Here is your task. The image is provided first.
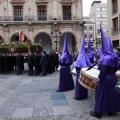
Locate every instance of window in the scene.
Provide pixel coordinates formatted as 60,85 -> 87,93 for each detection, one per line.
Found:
90,27 -> 92,29
113,40 -> 119,48
112,0 -> 118,14
14,6 -> 23,21
97,14 -> 100,18
98,29 -> 100,33
37,6 -> 47,20
102,8 -> 106,11
63,6 -> 71,20
102,14 -> 106,18
90,34 -> 93,37
97,22 -> 101,25
96,7 -> 100,11
112,17 -> 118,33
102,22 -> 106,25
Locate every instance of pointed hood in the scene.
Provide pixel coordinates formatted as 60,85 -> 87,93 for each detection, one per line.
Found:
100,25 -> 110,53
75,33 -> 92,68
107,37 -> 114,53
99,25 -> 118,67
87,37 -> 94,59
59,34 -> 73,64
62,34 -> 68,54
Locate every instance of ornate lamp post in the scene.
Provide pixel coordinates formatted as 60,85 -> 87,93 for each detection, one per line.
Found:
51,29 -> 61,52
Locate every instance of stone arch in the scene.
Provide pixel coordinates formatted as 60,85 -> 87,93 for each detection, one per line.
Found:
10,32 -> 28,42
60,32 -> 76,54
0,35 -> 4,42
34,32 -> 52,52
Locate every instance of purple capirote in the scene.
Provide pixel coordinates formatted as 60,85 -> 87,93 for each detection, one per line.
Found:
59,34 -> 73,64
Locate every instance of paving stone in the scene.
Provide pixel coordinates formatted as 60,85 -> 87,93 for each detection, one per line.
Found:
0,103 -> 19,119
52,99 -> 69,106
12,108 -> 33,118
51,94 -> 66,100
33,106 -> 53,118
0,69 -> 120,120
53,106 -> 73,115
6,80 -> 22,90
0,98 -> 8,107
21,79 -> 32,85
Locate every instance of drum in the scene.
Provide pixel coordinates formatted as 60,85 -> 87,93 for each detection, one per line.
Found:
79,68 -> 99,91
79,68 -> 120,91
116,71 -> 120,79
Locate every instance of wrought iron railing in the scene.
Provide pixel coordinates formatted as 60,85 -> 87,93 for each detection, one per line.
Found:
112,26 -> 119,33
0,15 -> 81,22
112,8 -> 118,14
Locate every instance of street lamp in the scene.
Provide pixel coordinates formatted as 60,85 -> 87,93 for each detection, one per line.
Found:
51,29 -> 61,51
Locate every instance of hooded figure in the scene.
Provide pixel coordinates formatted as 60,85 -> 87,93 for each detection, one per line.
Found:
90,25 -> 120,119
56,34 -> 74,92
87,37 -> 94,63
74,33 -> 92,100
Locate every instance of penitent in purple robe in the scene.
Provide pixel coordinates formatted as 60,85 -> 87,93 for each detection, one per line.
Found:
57,34 -> 74,91
117,52 -> 120,69
94,25 -> 120,114
58,63 -> 74,91
75,67 -> 88,99
74,33 -> 91,99
94,65 -> 120,113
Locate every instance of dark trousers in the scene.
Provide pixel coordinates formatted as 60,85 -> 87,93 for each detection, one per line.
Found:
16,65 -> 22,75
28,65 -> 33,75
5,65 -> 10,74
34,66 -> 39,75
41,64 -> 47,76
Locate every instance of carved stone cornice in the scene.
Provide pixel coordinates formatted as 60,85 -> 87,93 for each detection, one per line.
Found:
35,0 -> 48,5
60,0 -> 73,5
10,0 -> 25,5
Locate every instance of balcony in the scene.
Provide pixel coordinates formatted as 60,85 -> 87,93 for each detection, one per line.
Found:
10,0 -> 25,4
112,26 -> 119,34
112,8 -> 118,14
35,0 -> 48,4
61,0 -> 73,4
0,15 -> 85,25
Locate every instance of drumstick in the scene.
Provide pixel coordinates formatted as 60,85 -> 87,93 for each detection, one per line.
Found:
85,63 -> 97,71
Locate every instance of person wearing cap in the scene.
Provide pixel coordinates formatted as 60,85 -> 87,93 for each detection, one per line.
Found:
74,33 -> 92,100
90,25 -> 120,118
56,34 -> 74,92
87,37 -> 94,64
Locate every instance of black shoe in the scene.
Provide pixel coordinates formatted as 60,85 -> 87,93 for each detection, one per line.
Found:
73,97 -> 83,100
17,73 -> 19,75
107,112 -> 115,116
90,111 -> 102,119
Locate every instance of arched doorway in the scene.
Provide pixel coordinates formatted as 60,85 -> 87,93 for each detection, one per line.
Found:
0,36 -> 4,43
60,32 -> 76,53
10,33 -> 27,42
34,32 -> 52,52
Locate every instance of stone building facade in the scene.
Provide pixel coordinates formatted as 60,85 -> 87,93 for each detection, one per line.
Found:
0,0 -> 84,52
107,0 -> 120,48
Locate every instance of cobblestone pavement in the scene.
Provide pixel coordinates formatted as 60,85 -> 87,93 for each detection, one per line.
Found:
0,68 -> 119,120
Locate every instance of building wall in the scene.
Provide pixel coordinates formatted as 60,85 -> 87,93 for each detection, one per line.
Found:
90,2 -> 108,40
0,0 -> 83,52
107,0 -> 120,48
